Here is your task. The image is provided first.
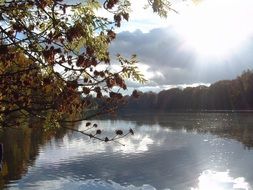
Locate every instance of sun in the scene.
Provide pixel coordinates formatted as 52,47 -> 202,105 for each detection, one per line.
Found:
172,0 -> 253,58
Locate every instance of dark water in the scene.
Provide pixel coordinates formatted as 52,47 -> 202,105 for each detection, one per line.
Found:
1,113 -> 253,190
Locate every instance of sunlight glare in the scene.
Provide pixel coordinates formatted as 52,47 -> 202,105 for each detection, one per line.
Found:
191,170 -> 250,190
173,0 -> 253,58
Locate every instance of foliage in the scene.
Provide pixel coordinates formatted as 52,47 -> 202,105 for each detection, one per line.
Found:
123,70 -> 253,111
0,0 -> 172,141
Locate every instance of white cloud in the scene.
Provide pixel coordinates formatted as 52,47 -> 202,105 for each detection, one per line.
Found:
191,170 -> 251,190
22,178 -> 158,190
65,0 -> 253,92
110,27 -> 253,89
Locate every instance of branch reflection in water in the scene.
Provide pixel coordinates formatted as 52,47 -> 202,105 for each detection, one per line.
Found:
2,113 -> 253,190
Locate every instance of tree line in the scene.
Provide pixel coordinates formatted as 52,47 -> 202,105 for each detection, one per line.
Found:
122,70 -> 253,111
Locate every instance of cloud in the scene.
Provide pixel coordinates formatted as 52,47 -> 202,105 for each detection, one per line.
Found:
110,27 -> 253,90
63,0 -> 253,93
110,28 -> 197,87
110,28 -> 196,85
191,170 -> 251,190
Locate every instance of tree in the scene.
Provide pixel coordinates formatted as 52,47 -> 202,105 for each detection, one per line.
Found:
122,70 -> 253,111
0,0 -> 172,141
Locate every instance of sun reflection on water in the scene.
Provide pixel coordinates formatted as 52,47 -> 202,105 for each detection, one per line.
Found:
191,170 -> 251,190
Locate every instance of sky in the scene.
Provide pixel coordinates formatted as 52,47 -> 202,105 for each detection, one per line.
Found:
107,0 -> 253,93
66,0 -> 253,93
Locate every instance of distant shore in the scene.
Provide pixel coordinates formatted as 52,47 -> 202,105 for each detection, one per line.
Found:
118,109 -> 253,114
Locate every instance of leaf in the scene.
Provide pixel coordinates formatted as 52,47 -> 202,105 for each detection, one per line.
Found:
129,128 -> 134,135
115,130 -> 123,135
96,129 -> 101,135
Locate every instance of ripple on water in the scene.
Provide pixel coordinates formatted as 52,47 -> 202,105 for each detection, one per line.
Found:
4,114 -> 253,190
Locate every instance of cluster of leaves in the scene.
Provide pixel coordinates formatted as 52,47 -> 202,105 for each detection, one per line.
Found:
146,0 -> 177,17
0,0 -> 171,141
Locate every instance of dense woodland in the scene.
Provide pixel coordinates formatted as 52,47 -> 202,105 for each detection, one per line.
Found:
122,70 -> 253,111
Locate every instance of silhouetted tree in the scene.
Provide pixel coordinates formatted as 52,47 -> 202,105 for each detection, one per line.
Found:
123,70 -> 253,111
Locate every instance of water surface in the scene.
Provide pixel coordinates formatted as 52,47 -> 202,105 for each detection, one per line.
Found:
2,113 -> 253,190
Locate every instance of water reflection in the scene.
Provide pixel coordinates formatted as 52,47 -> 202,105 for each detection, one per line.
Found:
191,170 -> 250,190
2,113 -> 253,189
37,133 -> 154,165
116,112 -> 253,149
13,178 -> 159,190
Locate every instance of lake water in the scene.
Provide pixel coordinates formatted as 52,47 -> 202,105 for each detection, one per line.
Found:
1,113 -> 253,190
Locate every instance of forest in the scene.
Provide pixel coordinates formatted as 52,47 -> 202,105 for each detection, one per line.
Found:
122,70 -> 253,111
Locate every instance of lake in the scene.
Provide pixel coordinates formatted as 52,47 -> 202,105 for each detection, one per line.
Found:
1,113 -> 253,190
